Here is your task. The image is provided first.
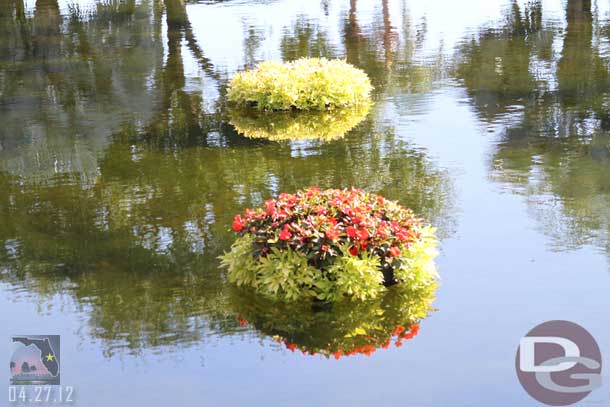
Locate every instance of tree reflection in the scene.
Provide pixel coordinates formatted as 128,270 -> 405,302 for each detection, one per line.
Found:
0,0 -> 165,181
457,0 -> 610,256
280,15 -> 337,61
0,119 -> 452,355
340,0 -> 442,95
0,0 -> 225,177
455,0 -> 545,122
0,0 -> 454,356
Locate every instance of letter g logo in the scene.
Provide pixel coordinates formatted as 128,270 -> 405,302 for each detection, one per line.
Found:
515,321 -> 602,406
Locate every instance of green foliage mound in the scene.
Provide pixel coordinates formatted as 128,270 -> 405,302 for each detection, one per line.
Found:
227,58 -> 373,111
219,188 -> 438,302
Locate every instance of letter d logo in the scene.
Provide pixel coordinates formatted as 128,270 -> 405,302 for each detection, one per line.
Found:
519,336 -> 580,372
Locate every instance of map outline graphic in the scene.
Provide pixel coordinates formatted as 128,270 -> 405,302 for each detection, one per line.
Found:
10,335 -> 60,385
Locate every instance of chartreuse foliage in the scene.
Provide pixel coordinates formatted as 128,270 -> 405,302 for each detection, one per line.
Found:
219,188 -> 438,302
230,282 -> 436,358
227,58 -> 373,111
393,227 -> 438,290
228,104 -> 370,141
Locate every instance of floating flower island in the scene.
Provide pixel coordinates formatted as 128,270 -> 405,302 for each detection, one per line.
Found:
220,187 -> 438,302
227,58 -> 372,111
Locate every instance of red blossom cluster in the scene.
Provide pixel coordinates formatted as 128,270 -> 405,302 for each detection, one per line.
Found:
278,323 -> 421,359
231,187 -> 423,273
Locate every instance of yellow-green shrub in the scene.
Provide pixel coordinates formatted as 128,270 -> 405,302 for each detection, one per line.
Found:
227,58 -> 373,111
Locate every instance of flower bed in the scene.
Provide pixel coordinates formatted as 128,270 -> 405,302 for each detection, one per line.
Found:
228,104 -> 369,141
227,58 -> 373,111
220,187 -> 438,302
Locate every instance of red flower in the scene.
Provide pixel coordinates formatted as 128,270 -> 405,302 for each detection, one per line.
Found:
237,318 -> 247,327
346,226 -> 358,238
376,227 -> 388,238
305,187 -> 320,197
232,215 -> 246,232
321,245 -> 329,252
333,351 -> 343,360
389,246 -> 401,257
395,340 -> 403,348
244,208 -> 256,219
279,225 -> 292,241
264,199 -> 276,215
286,343 -> 297,352
382,340 -> 391,349
325,227 -> 340,241
349,246 -> 359,256
396,228 -> 412,242
392,325 -> 405,336
355,228 -> 369,240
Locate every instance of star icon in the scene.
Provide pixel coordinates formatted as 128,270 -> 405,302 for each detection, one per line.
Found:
46,353 -> 55,362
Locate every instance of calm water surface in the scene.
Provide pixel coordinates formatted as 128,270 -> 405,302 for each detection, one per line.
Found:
1,0 -> 610,405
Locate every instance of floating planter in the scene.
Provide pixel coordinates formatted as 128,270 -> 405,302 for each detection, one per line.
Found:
231,283 -> 436,358
220,187 -> 438,302
228,104 -> 370,141
227,58 -> 373,111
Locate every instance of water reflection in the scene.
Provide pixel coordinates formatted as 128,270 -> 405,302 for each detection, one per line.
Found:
343,0 -> 443,95
0,1 -> 455,357
231,283 -> 436,358
455,0 -> 547,122
0,0 -> 165,181
0,113 -> 453,353
456,0 -> 610,255
1,2 -> 609,405
281,15 -> 339,61
228,105 -> 370,141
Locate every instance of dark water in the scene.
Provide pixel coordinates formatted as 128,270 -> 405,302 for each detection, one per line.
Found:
1,0 -> 609,405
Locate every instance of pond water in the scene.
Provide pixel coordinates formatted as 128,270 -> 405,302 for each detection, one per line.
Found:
1,0 -> 610,405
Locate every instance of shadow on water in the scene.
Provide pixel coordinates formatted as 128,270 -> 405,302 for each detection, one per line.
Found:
0,1 -> 454,356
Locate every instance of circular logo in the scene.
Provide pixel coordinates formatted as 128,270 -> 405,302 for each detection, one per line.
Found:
515,321 -> 602,406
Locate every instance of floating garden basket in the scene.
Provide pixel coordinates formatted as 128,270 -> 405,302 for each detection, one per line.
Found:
227,58 -> 373,111
219,187 -> 438,302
